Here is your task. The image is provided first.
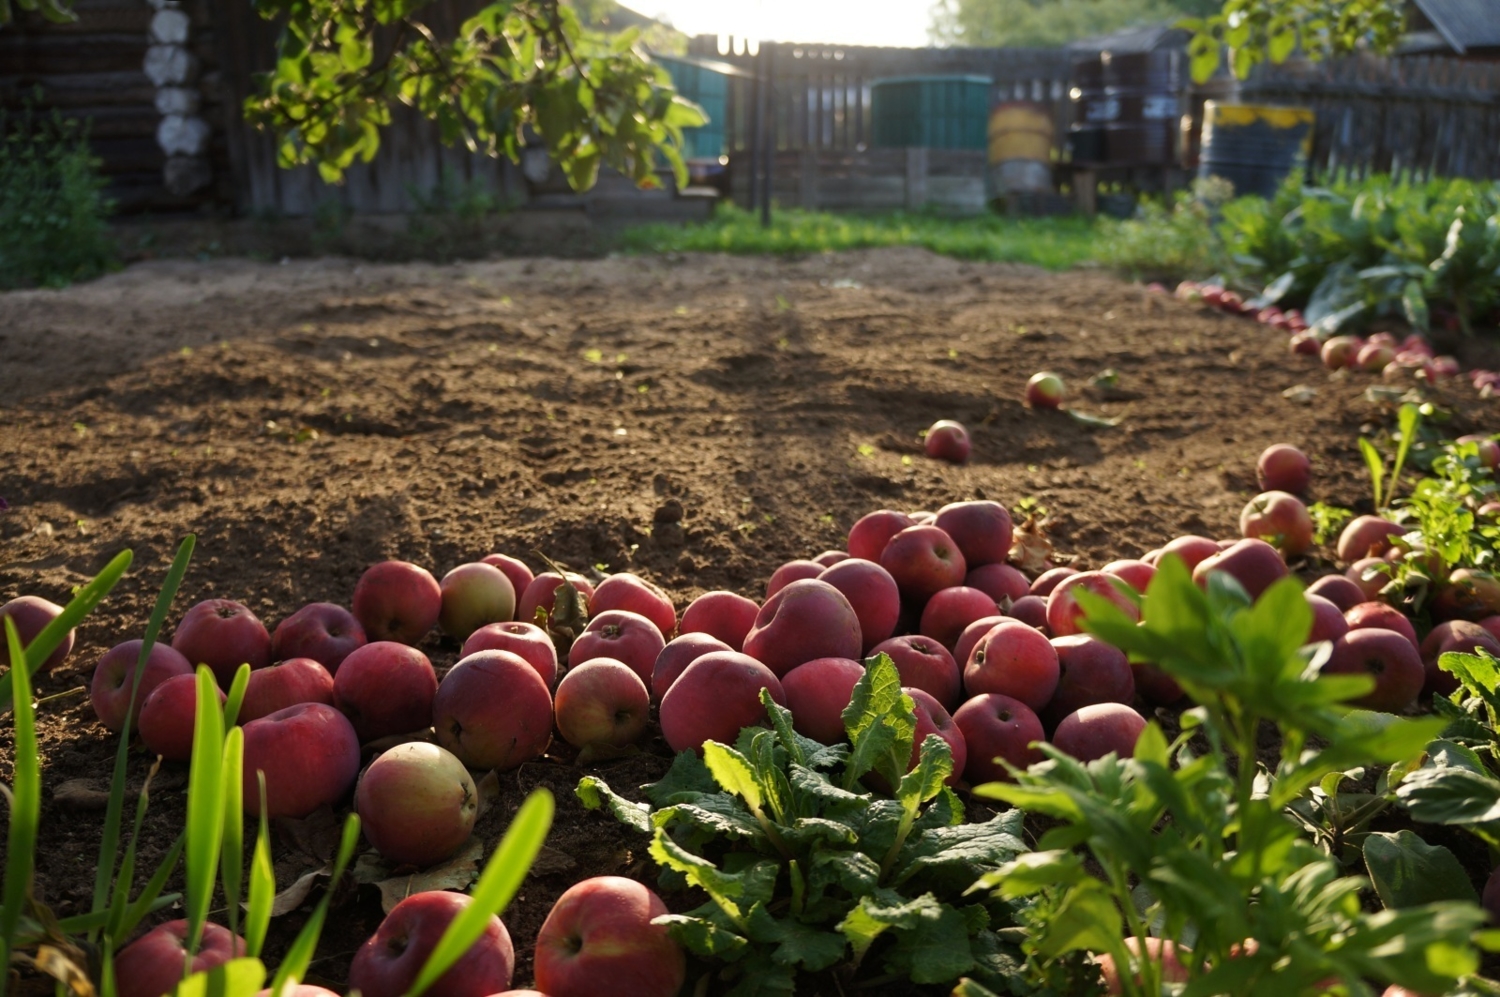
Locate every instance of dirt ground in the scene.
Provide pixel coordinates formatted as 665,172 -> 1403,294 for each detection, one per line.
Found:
1,247 -> 1495,994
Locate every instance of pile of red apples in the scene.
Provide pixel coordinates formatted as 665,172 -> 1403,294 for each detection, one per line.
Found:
4,436 -> 1499,996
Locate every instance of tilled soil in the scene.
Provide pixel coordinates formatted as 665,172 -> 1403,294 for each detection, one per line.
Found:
1,247 -> 1494,994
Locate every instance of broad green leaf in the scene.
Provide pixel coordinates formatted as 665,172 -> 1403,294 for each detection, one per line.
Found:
576,776 -> 652,834
969,850 -> 1086,900
1395,763 -> 1500,826
842,654 -> 914,788
895,734 -> 953,816
885,901 -> 977,983
1030,879 -> 1123,959
893,812 -> 1027,892
745,904 -> 846,970
653,913 -> 750,959
1363,830 -> 1479,909
649,830 -> 750,928
1360,436 -> 1386,509
643,750 -> 718,806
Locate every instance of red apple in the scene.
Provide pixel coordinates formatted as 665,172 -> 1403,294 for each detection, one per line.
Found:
439,562 -> 517,640
1047,571 -> 1141,637
1344,601 -> 1418,651
1239,490 -> 1314,557
1431,568 -> 1500,622
114,920 -> 245,997
90,640 -> 194,732
348,890 -> 512,997
765,559 -> 826,600
171,598 -> 273,688
1305,594 -> 1350,645
1421,620 -> 1500,697
555,657 -> 651,749
782,656 -> 865,744
516,572 -> 596,629
254,988 -> 339,996
879,525 -> 967,604
964,620 -> 1059,710
651,632 -> 732,703
965,562 -> 1030,605
138,673 -> 226,762
1029,567 -> 1078,598
919,586 -> 1001,652
1306,575 -> 1367,612
1337,515 -> 1403,564
1257,444 -> 1311,495
237,657 -> 335,723
0,595 -> 72,674
1043,635 -> 1136,729
1052,703 -> 1147,761
904,687 -> 966,786
952,693 -> 1045,783
743,579 -> 862,678
356,743 -> 478,867
679,590 -> 759,651
1192,539 -> 1288,601
924,419 -> 971,463
1321,628 -> 1424,712
352,561 -> 443,646
481,553 -> 536,602
818,558 -> 901,654
658,651 -> 785,754
271,602 -> 366,674
1102,559 -> 1156,593
433,650 -> 553,770
812,549 -> 849,567
1095,937 -> 1191,996
241,702 -> 360,818
568,609 -> 666,686
1459,434 -> 1500,469
1357,342 -> 1396,372
1006,595 -> 1051,634
590,573 -> 676,641
1289,331 -> 1320,355
871,635 -> 961,711
461,621 -> 559,688
847,509 -> 917,562
934,500 -> 1014,568
333,642 -> 437,743
534,877 -> 685,997
1322,335 -> 1361,370
1346,557 -> 1393,602
1134,662 -> 1184,706
1160,535 -> 1221,572
1026,371 -> 1065,409
954,615 -> 1007,675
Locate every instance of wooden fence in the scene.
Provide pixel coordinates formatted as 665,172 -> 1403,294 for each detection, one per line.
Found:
1239,55 -> 1500,182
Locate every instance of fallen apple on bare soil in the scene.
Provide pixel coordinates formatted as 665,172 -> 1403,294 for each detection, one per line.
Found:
781,656 -> 866,744
590,571 -> 676,640
461,620 -> 560,688
880,524 -> 967,604
651,632 -> 733,703
678,589 -> 760,651
554,656 -> 651,749
439,561 -> 517,640
355,742 -> 478,868
933,499 -> 1014,567
1320,628 -> 1424,713
567,608 -> 666,686
333,641 -> 438,743
171,597 -> 272,687
765,558 -> 825,599
270,601 -> 366,674
0,594 -> 72,673
1046,571 -> 1141,637
352,560 -> 443,645
349,890 -> 514,997
847,508 -> 916,561
433,649 -> 553,770
1052,702 -> 1147,762
659,651 -> 785,754
952,692 -> 1045,783
818,557 -> 901,653
534,876 -> 686,997
89,639 -> 194,732
241,702 -> 360,818
963,619 -> 1059,710
1238,490 -> 1314,557
237,656 -> 335,723
923,419 -> 971,463
743,578 -> 862,677
1043,634 -> 1136,730
113,920 -> 245,997
138,672 -> 226,762
872,634 -> 961,710
1025,371 -> 1065,409
919,585 -> 1000,654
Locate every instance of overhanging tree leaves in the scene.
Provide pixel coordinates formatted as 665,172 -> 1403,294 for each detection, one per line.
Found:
1181,0 -> 1406,83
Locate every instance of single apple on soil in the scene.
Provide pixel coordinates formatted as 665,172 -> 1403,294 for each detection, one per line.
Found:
1304,594 -> 1350,645
678,589 -> 759,651
237,656 -> 335,723
554,657 -> 651,749
1159,535 -> 1221,572
1006,595 -> 1051,634
439,562 -> 517,640
356,742 -> 478,868
138,672 -> 226,762
1238,490 -> 1314,557
659,651 -> 785,754
242,702 -> 360,818
1320,628 -> 1424,712
1192,538 -> 1288,601
781,656 -> 866,744
924,419 -> 971,463
952,693 -> 1045,783
813,549 -> 849,566
651,632 -> 733,703
90,640 -> 194,732
1257,443 -> 1311,494
1306,574 -> 1367,612
348,890 -> 513,997
171,598 -> 272,687
0,595 -> 72,673
271,602 -> 366,674
113,920 -> 245,997
433,649 -> 553,770
818,557 -> 901,653
954,615 -> 1007,675
1336,515 -> 1403,564
1043,634 -> 1136,730
965,562 -> 1030,604
352,560 -> 443,645
1029,566 -> 1077,598
743,578 -> 862,677
905,687 -> 966,786
333,641 -> 438,743
1025,371 -> 1065,409
1101,559 -> 1156,593
1345,557 -> 1393,601
534,877 -> 686,997
517,571 -> 597,628
461,620 -> 560,688
1344,600 -> 1419,650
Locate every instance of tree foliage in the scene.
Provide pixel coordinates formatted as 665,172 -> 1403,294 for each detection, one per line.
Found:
929,0 -> 1221,49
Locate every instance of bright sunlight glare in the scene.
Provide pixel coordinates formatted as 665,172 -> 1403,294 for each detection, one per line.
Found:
645,0 -> 936,49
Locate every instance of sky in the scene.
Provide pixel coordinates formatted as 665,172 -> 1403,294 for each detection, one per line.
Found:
644,0 -> 937,49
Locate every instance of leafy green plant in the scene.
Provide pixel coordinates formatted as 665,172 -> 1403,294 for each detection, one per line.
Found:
1096,192 -> 1227,282
0,97 -> 115,289
969,556 -> 1485,997
578,655 -> 1031,995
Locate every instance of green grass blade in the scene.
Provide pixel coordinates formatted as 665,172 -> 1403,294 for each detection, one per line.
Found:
183,666 -> 227,958
1360,436 -> 1386,510
0,547 -> 132,712
222,662 -> 249,731
220,727 -> 245,942
117,836 -> 185,941
104,757 -> 163,941
60,893 -> 177,937
403,789 -> 554,997
243,777 -> 274,959
92,535 -> 195,930
0,619 -> 41,997
1389,402 -> 1423,505
268,814 -> 362,992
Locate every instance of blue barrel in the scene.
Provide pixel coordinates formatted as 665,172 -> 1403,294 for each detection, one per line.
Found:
1198,102 -> 1315,199
653,54 -> 728,159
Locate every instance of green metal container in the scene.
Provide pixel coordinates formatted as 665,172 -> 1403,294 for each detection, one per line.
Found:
870,76 -> 992,150
653,54 -> 728,159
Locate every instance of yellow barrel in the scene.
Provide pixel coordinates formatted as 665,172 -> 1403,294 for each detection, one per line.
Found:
1198,102 -> 1314,198
988,102 -> 1055,163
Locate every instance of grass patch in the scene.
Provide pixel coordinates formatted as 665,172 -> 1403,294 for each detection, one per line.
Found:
617,204 -> 1102,271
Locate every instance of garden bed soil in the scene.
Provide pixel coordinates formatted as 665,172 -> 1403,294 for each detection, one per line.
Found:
1,247 -> 1495,994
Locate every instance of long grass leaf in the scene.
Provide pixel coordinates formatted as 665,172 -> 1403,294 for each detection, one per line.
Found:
222,662 -> 249,731
0,548 -> 132,712
403,789 -> 554,997
59,893 -> 176,937
1389,402 -> 1423,505
183,666 -> 226,958
92,535 -> 195,928
1359,436 -> 1386,510
118,836 -> 184,941
220,727 -> 245,941
268,815 -> 362,992
104,757 -> 163,941
0,619 -> 41,997
243,776 -> 274,960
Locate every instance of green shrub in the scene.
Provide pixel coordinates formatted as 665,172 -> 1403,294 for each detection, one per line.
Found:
0,100 -> 115,289
1094,185 -> 1229,281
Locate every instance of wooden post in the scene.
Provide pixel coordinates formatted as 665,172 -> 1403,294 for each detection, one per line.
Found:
747,57 -> 762,212
1073,168 -> 1097,216
905,147 -> 928,211
759,42 -> 775,227
799,148 -> 819,209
